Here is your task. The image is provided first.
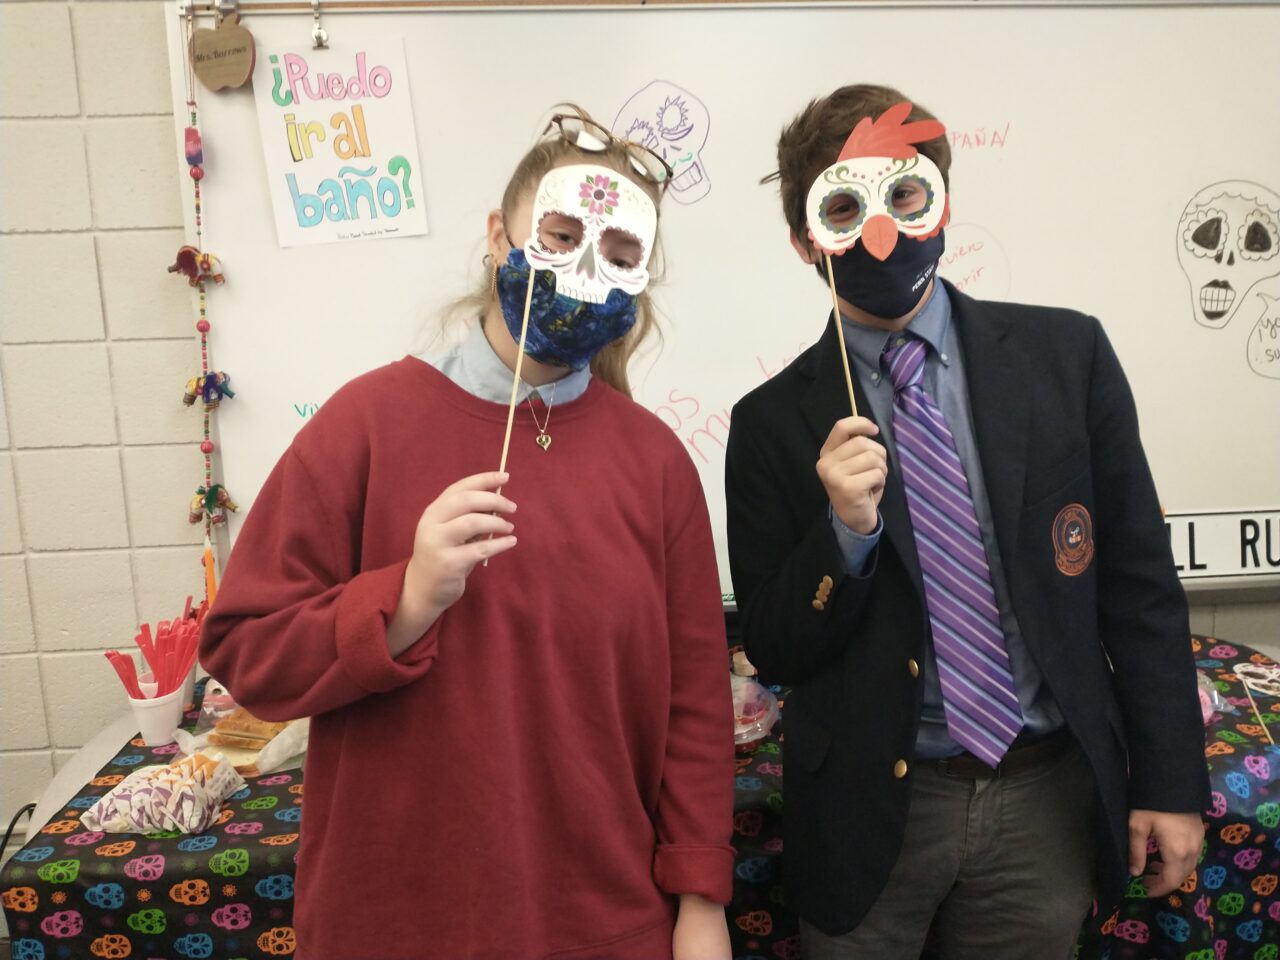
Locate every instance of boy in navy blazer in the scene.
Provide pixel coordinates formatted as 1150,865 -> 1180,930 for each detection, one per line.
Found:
725,84 -> 1208,958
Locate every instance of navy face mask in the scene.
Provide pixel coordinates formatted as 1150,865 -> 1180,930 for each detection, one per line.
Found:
830,230 -> 946,320
496,248 -> 638,371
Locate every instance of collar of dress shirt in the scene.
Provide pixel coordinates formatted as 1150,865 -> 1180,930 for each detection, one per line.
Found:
839,280 -> 954,379
418,319 -> 594,405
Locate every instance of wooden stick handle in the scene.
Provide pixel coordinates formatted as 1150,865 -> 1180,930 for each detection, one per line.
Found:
825,254 -> 858,418
485,265 -> 536,567
1244,680 -> 1275,745
496,265 -> 536,483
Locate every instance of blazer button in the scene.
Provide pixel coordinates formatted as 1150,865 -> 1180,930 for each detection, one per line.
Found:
812,599 -> 825,611
893,759 -> 908,779
820,575 -> 834,589
907,658 -> 920,678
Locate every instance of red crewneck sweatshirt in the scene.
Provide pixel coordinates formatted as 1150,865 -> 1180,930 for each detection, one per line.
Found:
200,358 -> 734,960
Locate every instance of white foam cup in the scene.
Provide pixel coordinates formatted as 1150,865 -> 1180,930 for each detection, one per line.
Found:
138,667 -> 196,710
128,685 -> 184,746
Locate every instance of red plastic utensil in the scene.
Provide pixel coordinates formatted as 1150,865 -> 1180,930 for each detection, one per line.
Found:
160,649 -> 176,697
136,623 -> 160,680
105,651 -> 145,700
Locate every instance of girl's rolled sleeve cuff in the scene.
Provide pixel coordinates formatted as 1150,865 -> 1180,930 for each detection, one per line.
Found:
653,843 -> 735,904
334,560 -> 439,693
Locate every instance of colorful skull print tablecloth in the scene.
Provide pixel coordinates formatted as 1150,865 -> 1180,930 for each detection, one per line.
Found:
1076,638 -> 1280,960
729,685 -> 796,960
2,681 -> 301,960
6,639 -> 1277,960
727,639 -> 1280,960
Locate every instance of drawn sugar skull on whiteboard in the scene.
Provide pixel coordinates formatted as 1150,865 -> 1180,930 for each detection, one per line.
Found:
614,81 -> 711,203
1176,181 -> 1280,329
523,162 -> 658,304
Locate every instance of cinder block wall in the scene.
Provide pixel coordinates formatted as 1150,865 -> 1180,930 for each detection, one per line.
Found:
0,0 -> 1277,942
0,0 -> 206,911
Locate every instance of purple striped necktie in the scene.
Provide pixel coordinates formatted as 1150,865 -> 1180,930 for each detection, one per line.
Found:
885,334 -> 1024,767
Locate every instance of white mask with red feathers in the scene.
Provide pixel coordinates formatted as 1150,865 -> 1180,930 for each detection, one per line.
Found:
805,102 -> 949,263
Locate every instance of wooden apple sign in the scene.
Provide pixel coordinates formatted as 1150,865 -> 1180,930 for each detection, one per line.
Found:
192,15 -> 256,91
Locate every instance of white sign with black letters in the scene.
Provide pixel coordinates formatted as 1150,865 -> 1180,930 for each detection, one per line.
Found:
1165,510 -> 1280,580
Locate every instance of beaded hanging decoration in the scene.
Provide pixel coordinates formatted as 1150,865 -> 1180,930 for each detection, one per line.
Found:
175,6 -> 238,603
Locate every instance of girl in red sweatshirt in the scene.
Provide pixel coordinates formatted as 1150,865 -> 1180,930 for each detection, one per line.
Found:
200,107 -> 735,960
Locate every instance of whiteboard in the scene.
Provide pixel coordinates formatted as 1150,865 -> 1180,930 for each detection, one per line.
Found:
165,2 -> 1280,597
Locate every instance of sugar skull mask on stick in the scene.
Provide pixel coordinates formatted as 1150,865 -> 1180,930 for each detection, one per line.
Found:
495,163 -> 659,373
805,102 -> 949,262
489,162 -> 659,513
802,102 -> 949,415
524,162 -> 658,305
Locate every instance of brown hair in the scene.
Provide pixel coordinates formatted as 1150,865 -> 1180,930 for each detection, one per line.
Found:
764,84 -> 951,244
442,104 -> 665,398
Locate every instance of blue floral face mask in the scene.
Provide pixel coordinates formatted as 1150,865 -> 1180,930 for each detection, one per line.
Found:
496,248 -> 638,371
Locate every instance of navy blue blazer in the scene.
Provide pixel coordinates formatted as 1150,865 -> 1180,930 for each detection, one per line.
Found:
725,280 -> 1209,935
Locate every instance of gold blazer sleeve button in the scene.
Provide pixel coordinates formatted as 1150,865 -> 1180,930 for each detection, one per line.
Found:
908,658 -> 920,678
821,575 -> 834,589
893,759 -> 909,779
812,599 -> 825,611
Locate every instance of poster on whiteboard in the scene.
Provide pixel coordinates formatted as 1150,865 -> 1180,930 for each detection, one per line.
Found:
251,42 -> 428,246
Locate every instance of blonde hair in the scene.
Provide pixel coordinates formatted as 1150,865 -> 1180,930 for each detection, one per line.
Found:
441,104 -> 665,398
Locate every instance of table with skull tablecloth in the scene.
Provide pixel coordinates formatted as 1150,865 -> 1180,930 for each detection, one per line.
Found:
1,681 -> 303,960
726,638 -> 1280,960
1075,637 -> 1280,960
4,640 -> 1277,960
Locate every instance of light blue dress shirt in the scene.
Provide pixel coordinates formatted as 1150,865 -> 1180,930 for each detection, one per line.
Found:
416,320 -> 592,405
830,284 -> 1065,758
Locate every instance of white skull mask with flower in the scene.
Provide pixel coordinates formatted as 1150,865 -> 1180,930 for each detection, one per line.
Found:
523,163 -> 658,305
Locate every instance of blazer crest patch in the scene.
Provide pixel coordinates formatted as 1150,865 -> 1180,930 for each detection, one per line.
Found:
1053,503 -> 1095,576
